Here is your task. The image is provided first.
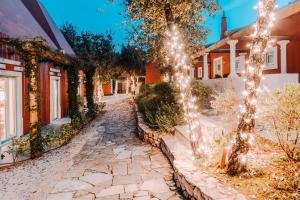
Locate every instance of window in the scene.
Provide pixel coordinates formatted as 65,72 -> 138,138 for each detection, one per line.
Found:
198,67 -> 203,78
213,57 -> 223,78
50,77 -> 61,122
264,47 -> 278,70
0,77 -> 17,142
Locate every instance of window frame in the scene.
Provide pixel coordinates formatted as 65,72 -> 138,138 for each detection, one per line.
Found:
213,57 -> 223,77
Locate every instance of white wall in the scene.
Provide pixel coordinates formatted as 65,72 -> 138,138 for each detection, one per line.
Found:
201,73 -> 299,93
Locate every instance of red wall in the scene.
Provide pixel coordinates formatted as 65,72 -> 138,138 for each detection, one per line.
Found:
287,40 -> 300,82
145,62 -> 163,84
103,82 -> 112,95
209,52 -> 230,78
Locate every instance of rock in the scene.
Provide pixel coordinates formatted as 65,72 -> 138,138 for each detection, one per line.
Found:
80,172 -> 112,186
125,184 -> 139,193
113,175 -> 142,185
140,179 -> 170,194
47,192 -> 73,200
96,185 -> 124,197
52,179 -> 93,193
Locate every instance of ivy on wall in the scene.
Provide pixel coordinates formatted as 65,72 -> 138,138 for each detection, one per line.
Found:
0,37 -> 68,158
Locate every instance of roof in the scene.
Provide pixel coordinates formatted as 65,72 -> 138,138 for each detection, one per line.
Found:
201,0 -> 300,55
0,0 -> 75,55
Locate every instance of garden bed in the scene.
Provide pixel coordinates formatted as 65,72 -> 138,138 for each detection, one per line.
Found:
164,116 -> 300,200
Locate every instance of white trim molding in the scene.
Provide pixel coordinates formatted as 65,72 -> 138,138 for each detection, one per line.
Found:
264,46 -> 278,70
203,53 -> 209,80
277,40 -> 290,73
0,58 -> 21,66
50,76 -> 61,122
0,70 -> 23,143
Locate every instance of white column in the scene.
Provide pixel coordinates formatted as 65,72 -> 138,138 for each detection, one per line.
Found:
126,78 -> 129,94
277,40 -> 290,74
227,40 -> 238,77
203,53 -> 209,80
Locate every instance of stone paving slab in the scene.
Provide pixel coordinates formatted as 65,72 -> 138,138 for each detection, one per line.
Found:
47,95 -> 184,200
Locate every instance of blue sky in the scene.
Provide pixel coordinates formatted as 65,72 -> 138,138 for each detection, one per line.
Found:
40,0 -> 292,48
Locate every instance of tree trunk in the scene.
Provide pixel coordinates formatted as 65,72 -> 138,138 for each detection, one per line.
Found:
67,65 -> 80,121
227,0 -> 276,175
164,2 -> 174,29
136,77 -> 139,94
28,57 -> 43,158
114,80 -> 118,96
131,76 -> 135,95
85,67 -> 96,118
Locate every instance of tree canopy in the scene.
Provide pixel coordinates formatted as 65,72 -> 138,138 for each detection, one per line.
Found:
124,0 -> 218,66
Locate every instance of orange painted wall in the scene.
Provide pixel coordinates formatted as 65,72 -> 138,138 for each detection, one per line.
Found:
102,82 -> 112,95
209,52 -> 231,78
145,62 -> 163,84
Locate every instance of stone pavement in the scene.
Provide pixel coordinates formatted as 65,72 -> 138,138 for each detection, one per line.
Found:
47,95 -> 184,200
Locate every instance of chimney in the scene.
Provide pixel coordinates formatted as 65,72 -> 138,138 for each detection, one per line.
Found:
220,11 -> 227,39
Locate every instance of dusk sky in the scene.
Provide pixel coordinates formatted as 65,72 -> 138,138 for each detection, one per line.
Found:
40,0 -> 292,49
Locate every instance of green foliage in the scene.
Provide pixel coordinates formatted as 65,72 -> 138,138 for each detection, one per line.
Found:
125,0 -> 219,65
262,85 -> 300,161
116,45 -> 145,77
5,137 -> 30,162
136,82 -> 183,132
190,80 -> 214,109
61,24 -> 115,119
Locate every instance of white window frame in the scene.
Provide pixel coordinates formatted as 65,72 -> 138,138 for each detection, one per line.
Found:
50,76 -> 61,122
264,47 -> 278,70
0,70 -> 23,144
198,67 -> 203,78
213,57 -> 223,77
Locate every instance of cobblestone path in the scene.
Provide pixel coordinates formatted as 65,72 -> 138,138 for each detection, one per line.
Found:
47,95 -> 183,200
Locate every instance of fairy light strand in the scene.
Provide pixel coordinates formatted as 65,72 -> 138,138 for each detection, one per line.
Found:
165,26 -> 206,157
229,0 -> 277,170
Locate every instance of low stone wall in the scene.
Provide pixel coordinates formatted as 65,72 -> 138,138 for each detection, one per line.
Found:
161,135 -> 247,200
135,104 -> 166,147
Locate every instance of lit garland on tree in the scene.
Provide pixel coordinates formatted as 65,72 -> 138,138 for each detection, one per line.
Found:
165,26 -> 207,158
227,0 -> 277,175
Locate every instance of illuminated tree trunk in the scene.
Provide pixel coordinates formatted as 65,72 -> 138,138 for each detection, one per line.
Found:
227,0 -> 276,175
28,57 -> 43,158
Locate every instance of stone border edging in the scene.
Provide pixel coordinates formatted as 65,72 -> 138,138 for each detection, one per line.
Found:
134,103 -> 165,148
161,135 -> 247,200
134,104 -> 247,200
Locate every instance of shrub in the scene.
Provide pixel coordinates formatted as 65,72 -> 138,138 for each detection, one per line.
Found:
136,82 -> 183,132
262,85 -> 300,161
190,80 -> 214,109
211,90 -> 242,120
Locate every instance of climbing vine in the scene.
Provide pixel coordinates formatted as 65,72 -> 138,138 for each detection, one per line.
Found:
0,37 -> 68,158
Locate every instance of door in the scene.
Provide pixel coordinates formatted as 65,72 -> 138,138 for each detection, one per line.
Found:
50,77 -> 61,122
0,77 -> 17,143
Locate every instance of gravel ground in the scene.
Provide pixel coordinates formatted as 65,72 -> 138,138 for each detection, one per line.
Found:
0,98 -> 110,200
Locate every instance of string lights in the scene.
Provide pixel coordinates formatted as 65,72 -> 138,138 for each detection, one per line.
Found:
165,26 -> 205,158
227,0 -> 277,175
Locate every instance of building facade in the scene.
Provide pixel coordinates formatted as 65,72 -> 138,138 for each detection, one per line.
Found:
0,0 -> 74,143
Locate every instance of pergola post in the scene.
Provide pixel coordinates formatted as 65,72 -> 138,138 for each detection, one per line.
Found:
227,40 -> 238,77
277,40 -> 290,74
203,53 -> 209,80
